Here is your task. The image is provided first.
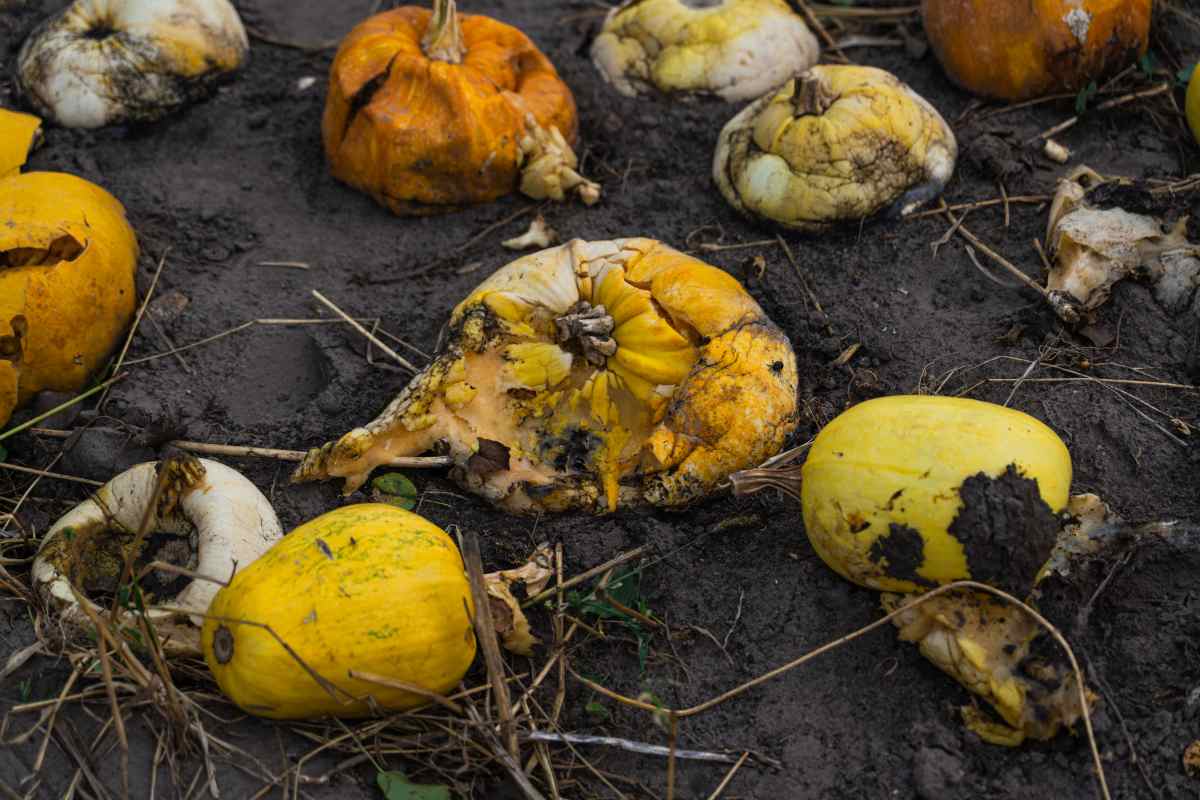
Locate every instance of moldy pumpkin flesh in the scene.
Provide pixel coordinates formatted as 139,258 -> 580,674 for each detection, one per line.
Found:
1,110 -> 138,428
293,238 -> 798,514
713,66 -> 957,231
591,0 -> 819,102
800,396 -> 1071,594
922,0 -> 1151,101
323,0 -> 599,214
203,504 -> 476,719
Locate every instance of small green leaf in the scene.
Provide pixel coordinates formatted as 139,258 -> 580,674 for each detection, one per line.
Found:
585,700 -> 610,721
1075,81 -> 1098,115
371,473 -> 418,510
1178,64 -> 1197,87
1138,51 -> 1158,78
376,770 -> 450,800
18,677 -> 31,702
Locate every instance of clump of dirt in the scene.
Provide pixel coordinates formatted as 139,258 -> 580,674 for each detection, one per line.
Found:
869,522 -> 934,587
948,466 -> 1061,595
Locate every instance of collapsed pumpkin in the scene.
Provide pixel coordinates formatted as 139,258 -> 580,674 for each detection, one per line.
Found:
32,453 -> 283,656
590,0 -> 819,102
322,0 -> 599,214
922,0 -> 1151,101
713,66 -> 957,231
293,238 -> 799,514
1,110 -> 138,429
17,0 -> 249,128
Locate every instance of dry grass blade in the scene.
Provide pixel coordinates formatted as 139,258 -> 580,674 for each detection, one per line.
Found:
707,751 -> 749,800
0,462 -> 103,487
462,532 -> 517,755
524,731 -> 741,763
0,372 -> 126,443
100,250 -> 169,410
310,290 -> 419,372
523,546 -> 648,608
347,670 -> 464,716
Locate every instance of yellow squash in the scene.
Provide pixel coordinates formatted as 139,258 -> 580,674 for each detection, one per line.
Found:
203,504 -> 476,719
800,396 -> 1071,594
1187,63 -> 1200,146
1,109 -> 139,428
293,238 -> 799,514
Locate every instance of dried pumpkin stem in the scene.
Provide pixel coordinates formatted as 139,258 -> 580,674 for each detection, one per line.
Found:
728,463 -> 803,502
555,301 -> 617,367
422,0 -> 465,64
791,71 -> 838,116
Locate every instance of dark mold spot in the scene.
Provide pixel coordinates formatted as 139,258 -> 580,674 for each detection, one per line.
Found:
468,438 -> 511,476
947,465 -> 1059,595
868,523 -> 933,587
770,359 -> 784,373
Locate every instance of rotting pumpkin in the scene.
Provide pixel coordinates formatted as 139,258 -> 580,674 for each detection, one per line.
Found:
0,109 -> 138,429
922,0 -> 1151,101
203,504 -> 478,719
322,0 -> 599,214
293,238 -> 799,514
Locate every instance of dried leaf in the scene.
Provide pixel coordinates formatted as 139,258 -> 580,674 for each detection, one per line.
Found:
482,543 -> 554,656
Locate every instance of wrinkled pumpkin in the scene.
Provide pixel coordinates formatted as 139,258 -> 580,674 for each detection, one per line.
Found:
922,0 -> 1151,101
17,0 -> 248,128
713,66 -> 957,231
1,110 -> 138,429
293,238 -> 798,514
591,0 -> 819,102
204,504 -> 477,719
323,0 -> 599,214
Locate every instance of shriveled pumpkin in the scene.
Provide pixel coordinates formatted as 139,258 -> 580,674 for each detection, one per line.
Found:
293,238 -> 799,514
1,110 -> 138,428
323,0 -> 599,214
203,504 -> 477,719
922,0 -> 1151,101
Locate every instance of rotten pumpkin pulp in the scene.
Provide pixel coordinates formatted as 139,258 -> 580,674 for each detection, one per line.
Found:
322,0 -> 599,214
294,239 -> 799,514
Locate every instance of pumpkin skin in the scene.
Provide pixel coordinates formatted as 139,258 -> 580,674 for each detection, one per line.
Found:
800,396 -> 1071,594
1,111 -> 138,428
293,238 -> 799,514
1186,62 -> 1200,145
203,504 -> 476,719
322,5 -> 579,214
922,0 -> 1152,101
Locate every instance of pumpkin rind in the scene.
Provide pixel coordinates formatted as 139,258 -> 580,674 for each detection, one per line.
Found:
1187,63 -> 1200,146
0,115 -> 139,428
293,238 -> 799,514
800,396 -> 1072,593
922,0 -> 1151,101
202,504 -> 476,719
322,6 -> 579,213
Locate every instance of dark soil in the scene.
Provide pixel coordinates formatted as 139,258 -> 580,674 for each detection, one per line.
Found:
2,1 -> 1200,798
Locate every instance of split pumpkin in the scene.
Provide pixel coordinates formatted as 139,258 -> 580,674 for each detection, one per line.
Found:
922,0 -> 1151,101
203,504 -> 476,719
293,238 -> 799,514
1,110 -> 138,429
323,0 -> 599,214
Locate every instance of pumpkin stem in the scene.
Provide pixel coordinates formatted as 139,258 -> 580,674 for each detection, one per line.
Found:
555,301 -> 616,367
422,0 -> 465,64
728,464 -> 802,503
791,71 -> 838,117
212,624 -> 235,664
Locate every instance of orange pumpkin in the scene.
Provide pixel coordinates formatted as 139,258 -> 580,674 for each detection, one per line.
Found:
322,0 -> 597,214
922,0 -> 1152,101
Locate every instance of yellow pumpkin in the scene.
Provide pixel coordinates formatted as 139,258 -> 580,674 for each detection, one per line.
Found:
922,0 -> 1151,101
800,396 -> 1071,594
293,238 -> 799,514
1187,63 -> 1200,146
1,109 -> 139,428
203,504 -> 476,719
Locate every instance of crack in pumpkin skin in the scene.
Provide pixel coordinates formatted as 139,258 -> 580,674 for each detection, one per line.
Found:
293,238 -> 799,514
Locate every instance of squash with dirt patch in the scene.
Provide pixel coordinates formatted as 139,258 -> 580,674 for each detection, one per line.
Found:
202,504 -> 476,719
799,396 -> 1072,594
